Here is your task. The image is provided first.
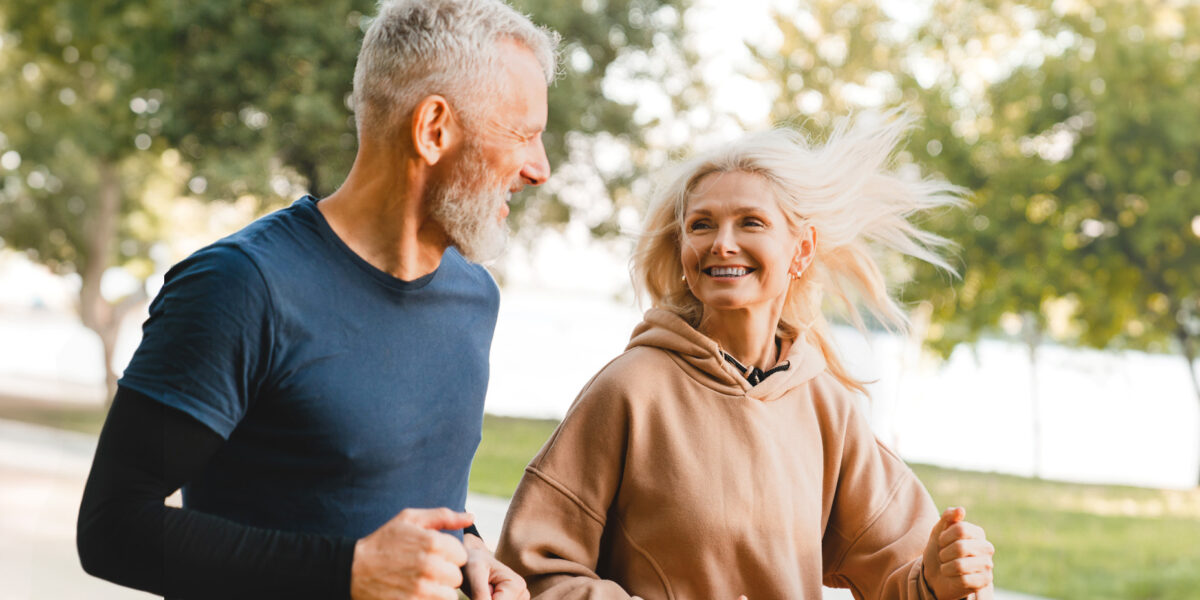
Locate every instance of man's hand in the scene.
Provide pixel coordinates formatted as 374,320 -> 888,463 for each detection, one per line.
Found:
922,507 -> 995,600
351,508 -> 475,600
461,532 -> 529,600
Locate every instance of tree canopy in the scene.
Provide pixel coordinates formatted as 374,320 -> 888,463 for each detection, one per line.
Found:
0,0 -> 696,398
751,0 -> 1199,372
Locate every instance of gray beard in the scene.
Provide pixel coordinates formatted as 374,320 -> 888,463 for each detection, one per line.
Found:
427,148 -> 511,263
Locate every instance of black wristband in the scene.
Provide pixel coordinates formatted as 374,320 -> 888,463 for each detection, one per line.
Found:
463,523 -> 482,541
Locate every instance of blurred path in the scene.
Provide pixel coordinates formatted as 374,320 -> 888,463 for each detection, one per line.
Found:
1,419 -> 1043,600
0,420 -> 153,599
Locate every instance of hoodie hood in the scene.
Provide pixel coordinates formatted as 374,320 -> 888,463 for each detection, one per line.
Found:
626,308 -> 829,402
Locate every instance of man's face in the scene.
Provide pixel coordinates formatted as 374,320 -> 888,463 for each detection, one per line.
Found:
429,39 -> 550,263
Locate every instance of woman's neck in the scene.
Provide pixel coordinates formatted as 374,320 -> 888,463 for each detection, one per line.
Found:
697,304 -> 784,370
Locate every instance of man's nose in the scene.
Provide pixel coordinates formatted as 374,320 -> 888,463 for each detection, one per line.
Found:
519,137 -> 550,187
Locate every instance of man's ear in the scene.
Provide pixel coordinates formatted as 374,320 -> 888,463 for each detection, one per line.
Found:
412,95 -> 459,166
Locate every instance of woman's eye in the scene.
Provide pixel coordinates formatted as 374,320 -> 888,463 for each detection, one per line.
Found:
688,221 -> 711,231
743,218 -> 765,228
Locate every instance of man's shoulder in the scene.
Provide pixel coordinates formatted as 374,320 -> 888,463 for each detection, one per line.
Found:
166,242 -> 262,288
219,197 -> 320,258
170,198 -> 322,285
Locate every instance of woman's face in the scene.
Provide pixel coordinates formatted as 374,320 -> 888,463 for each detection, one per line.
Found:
680,171 -> 812,316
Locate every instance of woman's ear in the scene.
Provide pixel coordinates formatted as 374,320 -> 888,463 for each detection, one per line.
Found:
411,94 -> 460,166
791,226 -> 817,277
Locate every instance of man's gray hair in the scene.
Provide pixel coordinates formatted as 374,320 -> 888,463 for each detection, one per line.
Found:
352,0 -> 560,140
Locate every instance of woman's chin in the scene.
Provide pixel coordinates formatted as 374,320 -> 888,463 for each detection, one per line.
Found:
698,298 -> 759,314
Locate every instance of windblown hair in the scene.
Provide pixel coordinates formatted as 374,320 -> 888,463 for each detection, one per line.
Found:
633,112 -> 964,395
352,0 -> 560,140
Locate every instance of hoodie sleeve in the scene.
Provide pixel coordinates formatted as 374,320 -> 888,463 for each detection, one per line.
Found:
495,375 -> 642,600
820,391 -> 941,600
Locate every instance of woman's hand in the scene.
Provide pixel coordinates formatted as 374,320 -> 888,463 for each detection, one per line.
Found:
461,531 -> 530,600
922,507 -> 994,600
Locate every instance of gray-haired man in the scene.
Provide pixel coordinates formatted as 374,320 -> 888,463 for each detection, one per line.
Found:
76,2 -> 558,599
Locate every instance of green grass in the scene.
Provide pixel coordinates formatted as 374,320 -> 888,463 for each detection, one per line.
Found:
469,414 -> 559,497
0,397 -> 107,434
912,464 -> 1200,600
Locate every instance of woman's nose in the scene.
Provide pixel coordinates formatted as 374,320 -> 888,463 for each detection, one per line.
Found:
710,227 -> 738,256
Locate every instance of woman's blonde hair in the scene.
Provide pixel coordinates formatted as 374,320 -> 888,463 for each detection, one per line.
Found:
632,111 -> 964,395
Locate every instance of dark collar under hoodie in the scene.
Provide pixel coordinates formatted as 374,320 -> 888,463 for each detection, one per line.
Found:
625,308 -> 830,402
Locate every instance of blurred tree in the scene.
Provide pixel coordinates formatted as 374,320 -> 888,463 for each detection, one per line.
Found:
914,0 -> 1200,482
753,0 -> 1200,482
159,0 -> 372,208
1022,0 -> 1200,482
0,0 -> 700,402
0,1 -> 176,400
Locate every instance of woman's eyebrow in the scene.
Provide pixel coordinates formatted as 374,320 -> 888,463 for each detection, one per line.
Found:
685,206 -> 767,217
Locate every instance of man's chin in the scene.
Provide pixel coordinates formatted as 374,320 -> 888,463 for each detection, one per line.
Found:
455,226 -> 509,264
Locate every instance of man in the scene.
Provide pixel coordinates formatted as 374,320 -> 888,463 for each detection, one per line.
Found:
76,1 -> 558,599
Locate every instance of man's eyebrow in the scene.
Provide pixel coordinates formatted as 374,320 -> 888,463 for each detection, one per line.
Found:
520,124 -> 544,137
498,121 -> 542,139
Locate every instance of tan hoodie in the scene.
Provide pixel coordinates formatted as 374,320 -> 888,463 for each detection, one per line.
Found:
496,309 -> 941,600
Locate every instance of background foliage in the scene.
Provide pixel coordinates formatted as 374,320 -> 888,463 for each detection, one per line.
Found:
0,0 -> 695,397
0,0 -> 1197,477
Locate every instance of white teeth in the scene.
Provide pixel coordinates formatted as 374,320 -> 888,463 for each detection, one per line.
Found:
709,267 -> 748,277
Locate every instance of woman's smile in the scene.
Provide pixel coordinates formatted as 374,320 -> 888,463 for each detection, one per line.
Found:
704,265 -> 755,279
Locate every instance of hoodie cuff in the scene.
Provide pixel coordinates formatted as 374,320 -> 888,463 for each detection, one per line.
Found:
912,558 -> 938,600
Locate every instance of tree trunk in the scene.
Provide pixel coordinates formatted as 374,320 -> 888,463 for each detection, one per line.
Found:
1024,312 -> 1043,480
895,300 -> 935,452
77,160 -> 146,405
97,322 -> 120,404
1179,329 -> 1200,487
298,156 -> 321,198
78,161 -> 121,403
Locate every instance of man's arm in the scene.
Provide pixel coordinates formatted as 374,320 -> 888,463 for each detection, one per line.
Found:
78,387 -> 474,600
77,386 -> 357,599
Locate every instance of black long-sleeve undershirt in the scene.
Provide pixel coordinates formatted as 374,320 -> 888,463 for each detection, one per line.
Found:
77,386 -> 358,599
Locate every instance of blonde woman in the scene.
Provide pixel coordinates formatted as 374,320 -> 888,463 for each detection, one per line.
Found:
495,114 -> 995,600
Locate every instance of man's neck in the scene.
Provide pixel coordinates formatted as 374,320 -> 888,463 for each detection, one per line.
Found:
318,147 -> 450,281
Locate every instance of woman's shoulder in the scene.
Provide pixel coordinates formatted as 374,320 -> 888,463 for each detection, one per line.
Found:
586,344 -> 680,392
792,369 -> 869,423
560,344 -> 683,419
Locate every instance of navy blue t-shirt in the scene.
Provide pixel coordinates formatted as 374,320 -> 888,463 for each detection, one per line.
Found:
120,196 -> 498,539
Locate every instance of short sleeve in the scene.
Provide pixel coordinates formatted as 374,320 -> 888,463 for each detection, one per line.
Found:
119,244 -> 274,439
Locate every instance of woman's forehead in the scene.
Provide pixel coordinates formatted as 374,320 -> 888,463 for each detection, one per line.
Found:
684,171 -> 783,213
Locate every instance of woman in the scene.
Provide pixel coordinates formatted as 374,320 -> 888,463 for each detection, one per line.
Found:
495,113 -> 995,600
